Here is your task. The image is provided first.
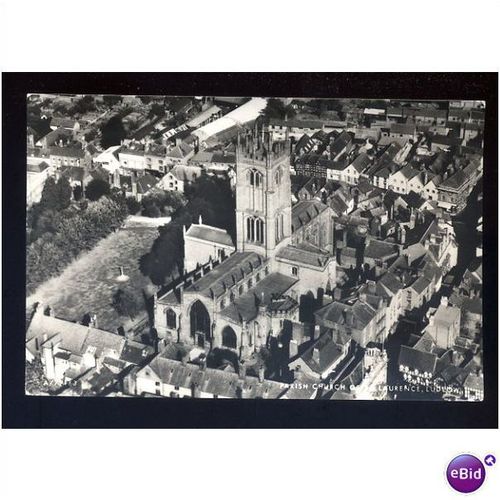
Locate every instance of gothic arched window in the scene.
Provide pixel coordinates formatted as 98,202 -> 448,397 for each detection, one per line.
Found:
248,169 -> 263,187
166,308 -> 177,329
246,216 -> 255,242
254,171 -> 262,187
222,326 -> 238,349
275,167 -> 282,186
255,218 -> 264,243
246,216 -> 264,244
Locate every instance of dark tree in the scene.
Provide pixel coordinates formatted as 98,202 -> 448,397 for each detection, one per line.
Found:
84,129 -> 97,142
126,196 -> 141,215
56,176 -> 73,210
260,98 -> 296,121
69,95 -> 96,115
102,95 -> 123,107
85,178 -> 111,201
100,115 -> 126,149
142,203 -> 161,218
139,174 -> 235,286
39,177 -> 59,211
73,185 -> 83,201
112,289 -> 141,320
38,176 -> 71,212
149,103 -> 165,118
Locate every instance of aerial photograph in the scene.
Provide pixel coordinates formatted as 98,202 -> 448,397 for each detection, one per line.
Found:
25,94 -> 484,400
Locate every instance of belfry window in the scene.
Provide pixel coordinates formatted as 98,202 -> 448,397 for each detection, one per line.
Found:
248,169 -> 263,187
275,167 -> 282,185
246,216 -> 265,244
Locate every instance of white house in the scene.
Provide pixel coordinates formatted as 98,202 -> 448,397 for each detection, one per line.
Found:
158,164 -> 203,193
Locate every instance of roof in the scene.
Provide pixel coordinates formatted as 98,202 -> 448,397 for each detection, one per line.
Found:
26,309 -> 153,368
193,98 -> 267,143
184,252 -> 264,298
276,244 -> 331,268
378,271 -> 404,295
27,161 -> 51,173
364,240 -> 399,260
314,299 -> 377,331
167,142 -> 194,159
403,107 -> 447,119
300,331 -> 350,375
186,105 -> 221,128
37,127 -> 72,145
136,173 -> 158,194
439,169 -> 468,190
464,373 -> 483,392
220,272 -> 297,322
169,164 -> 202,182
398,345 -> 437,374
185,223 -> 234,247
329,130 -> 352,156
432,134 -> 459,147
50,146 -> 85,158
396,164 -> 420,181
51,117 -> 79,128
145,354 -> 287,399
350,152 -> 371,173
390,123 -> 416,136
291,199 -> 328,232
432,303 -> 461,327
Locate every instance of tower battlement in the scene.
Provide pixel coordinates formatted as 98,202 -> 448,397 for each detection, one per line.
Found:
236,129 -> 290,168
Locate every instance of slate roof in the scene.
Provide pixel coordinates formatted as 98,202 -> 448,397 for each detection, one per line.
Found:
329,130 -> 352,157
136,173 -> 158,194
350,152 -> 371,173
291,199 -> 328,231
364,240 -> 399,260
276,245 -> 331,268
439,169 -> 469,190
185,224 -> 234,247
300,331 -> 350,375
220,272 -> 297,322
145,354 -> 287,399
50,146 -> 85,158
314,299 -> 377,330
184,252 -> 265,298
390,123 -> 416,135
167,142 -> 194,159
398,345 -> 437,374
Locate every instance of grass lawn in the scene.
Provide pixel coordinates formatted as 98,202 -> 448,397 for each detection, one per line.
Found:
27,226 -> 160,334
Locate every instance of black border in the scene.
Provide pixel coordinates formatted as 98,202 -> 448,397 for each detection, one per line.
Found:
2,73 -> 498,428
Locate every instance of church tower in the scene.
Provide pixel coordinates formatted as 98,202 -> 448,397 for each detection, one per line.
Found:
235,126 -> 292,260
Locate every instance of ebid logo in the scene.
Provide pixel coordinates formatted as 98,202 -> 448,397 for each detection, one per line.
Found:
446,454 -> 495,493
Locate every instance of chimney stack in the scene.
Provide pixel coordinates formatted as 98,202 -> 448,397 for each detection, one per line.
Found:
312,347 -> 320,365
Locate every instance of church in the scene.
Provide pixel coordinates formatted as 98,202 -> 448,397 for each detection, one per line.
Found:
154,127 -> 336,359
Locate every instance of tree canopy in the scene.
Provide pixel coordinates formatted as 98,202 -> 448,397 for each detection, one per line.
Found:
86,178 -> 111,201
260,98 -> 296,121
139,174 -> 235,286
112,289 -> 141,320
100,115 -> 126,149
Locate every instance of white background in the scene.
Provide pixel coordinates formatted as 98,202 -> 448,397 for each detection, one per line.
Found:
1,0 -> 499,498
